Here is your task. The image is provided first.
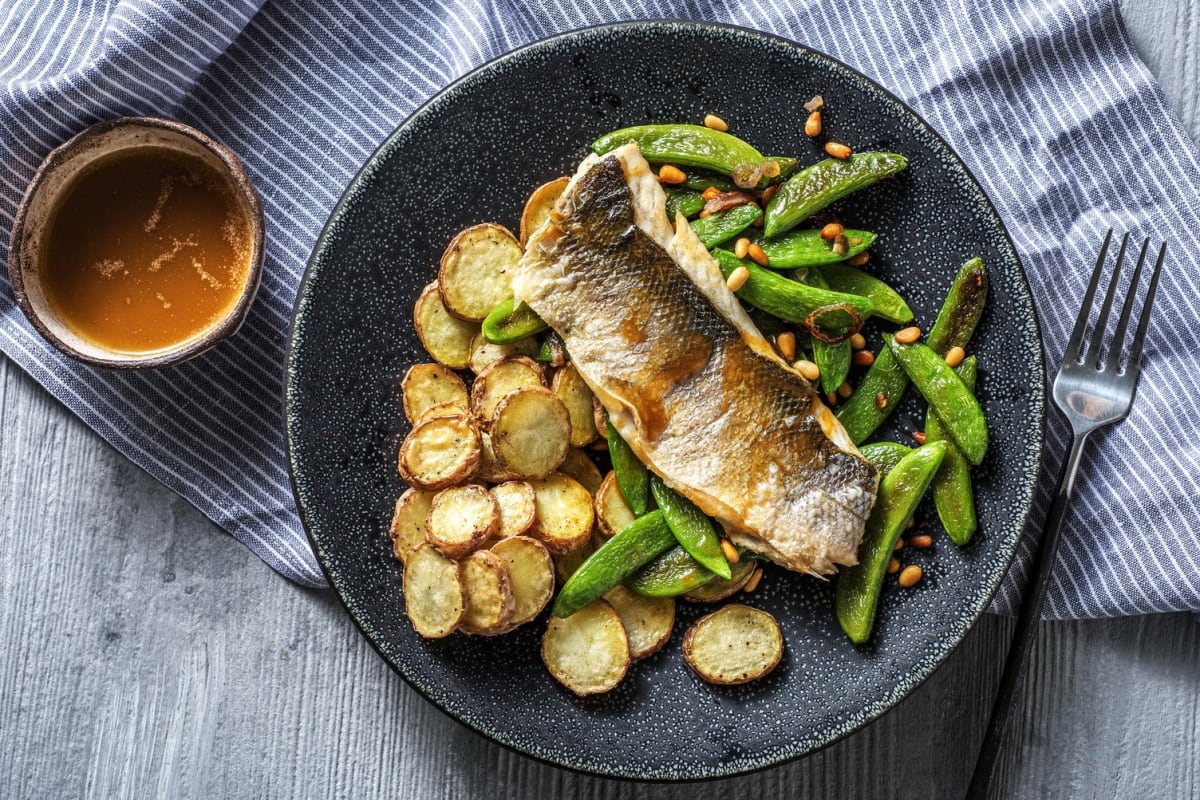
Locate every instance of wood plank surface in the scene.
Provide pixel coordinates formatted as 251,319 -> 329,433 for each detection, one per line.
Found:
2,1 -> 1199,797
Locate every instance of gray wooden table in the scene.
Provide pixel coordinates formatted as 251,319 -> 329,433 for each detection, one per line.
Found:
3,3 -> 1199,798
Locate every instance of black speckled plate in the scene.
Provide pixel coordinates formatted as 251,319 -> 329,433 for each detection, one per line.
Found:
286,22 -> 1044,781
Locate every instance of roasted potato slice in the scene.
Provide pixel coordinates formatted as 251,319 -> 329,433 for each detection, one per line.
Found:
594,470 -> 637,538
603,585 -> 675,661
458,549 -> 516,635
491,536 -> 554,627
389,488 -> 436,566
438,223 -> 522,322
491,480 -> 536,538
425,484 -> 498,558
403,544 -> 465,638
529,472 -> 594,555
467,332 -> 539,374
401,362 -> 469,423
682,604 -> 783,685
519,177 -> 569,246
475,431 -> 512,483
414,401 -> 468,426
682,558 -> 758,603
398,415 -> 481,491
551,363 -> 599,447
471,356 -> 545,421
491,387 -> 571,480
592,395 -> 608,437
541,599 -> 629,695
554,535 -> 595,584
557,448 -> 603,494
414,282 -> 478,369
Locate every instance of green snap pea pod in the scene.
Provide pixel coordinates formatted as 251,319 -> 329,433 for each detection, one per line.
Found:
712,250 -> 872,326
649,476 -> 731,579
858,441 -> 913,476
835,441 -> 947,643
481,298 -> 548,344
887,337 -> 988,465
800,267 -> 851,394
926,357 -> 978,544
552,511 -> 676,617
835,257 -> 988,443
688,204 -> 761,248
816,264 -> 914,324
752,228 -> 876,269
681,170 -> 736,192
535,331 -> 568,365
626,544 -> 717,598
764,152 -> 908,238
593,124 -> 766,176
665,188 -> 705,219
606,419 -> 649,515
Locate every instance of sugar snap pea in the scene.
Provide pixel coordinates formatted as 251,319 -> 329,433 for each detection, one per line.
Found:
681,170 -> 736,192
481,298 -> 548,344
927,357 -> 978,544
552,511 -> 676,617
926,257 -> 988,354
858,441 -> 913,475
626,544 -> 717,598
688,204 -> 761,248
606,419 -> 649,515
752,228 -> 876,269
650,476 -> 731,579
712,250 -> 872,327
817,264 -> 914,324
665,188 -> 705,219
535,331 -> 568,365
800,267 -> 851,394
835,441 -> 947,643
593,124 -> 768,179
887,337 -> 988,465
764,152 -> 908,238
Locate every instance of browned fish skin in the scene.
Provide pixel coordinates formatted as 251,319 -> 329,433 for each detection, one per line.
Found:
517,152 -> 876,574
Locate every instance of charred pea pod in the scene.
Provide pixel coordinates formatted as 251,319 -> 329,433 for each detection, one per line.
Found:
689,204 -> 762,248
925,257 -> 988,354
665,188 -> 705,219
859,441 -> 913,475
816,264 -> 914,324
650,476 -> 731,579
752,228 -> 876,269
482,298 -> 548,344
712,250 -> 872,331
606,419 -> 649,515
763,152 -> 908,238
835,441 -> 947,644
552,511 -> 676,617
887,337 -> 988,465
592,124 -> 791,188
800,267 -> 852,393
927,357 -> 978,545
626,544 -> 717,598
535,331 -> 568,366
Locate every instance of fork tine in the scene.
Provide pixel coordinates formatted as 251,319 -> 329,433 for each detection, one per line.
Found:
1125,242 -> 1166,371
1065,229 -> 1114,363
1105,238 -> 1150,371
1084,232 -> 1129,366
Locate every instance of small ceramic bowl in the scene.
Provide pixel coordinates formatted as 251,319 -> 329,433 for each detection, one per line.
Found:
7,116 -> 264,369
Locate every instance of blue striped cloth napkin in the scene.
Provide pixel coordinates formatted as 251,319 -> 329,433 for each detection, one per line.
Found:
1,0 -> 1197,618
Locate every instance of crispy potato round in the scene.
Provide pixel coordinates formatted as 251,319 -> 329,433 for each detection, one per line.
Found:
491,536 -> 554,627
682,604 -> 783,685
551,363 -> 599,447
471,356 -> 545,421
519,176 -> 569,245
467,332 -> 539,375
557,448 -> 603,494
414,281 -> 478,369
491,480 -> 536,538
541,599 -> 629,696
389,488 -> 436,566
398,415 -> 481,491
592,395 -> 609,437
475,431 -> 512,483
458,549 -> 516,635
401,362 -> 469,423
403,544 -> 465,638
425,484 -> 498,558
554,535 -> 595,584
414,401 -> 469,426
602,585 -> 675,661
439,223 -> 522,322
491,387 -> 571,480
682,559 -> 759,603
594,470 -> 637,538
528,472 -> 594,555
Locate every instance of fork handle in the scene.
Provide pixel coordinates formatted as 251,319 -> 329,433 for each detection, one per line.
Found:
965,432 -> 1089,799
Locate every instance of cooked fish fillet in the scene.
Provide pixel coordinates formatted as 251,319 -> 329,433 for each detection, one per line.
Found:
512,143 -> 877,575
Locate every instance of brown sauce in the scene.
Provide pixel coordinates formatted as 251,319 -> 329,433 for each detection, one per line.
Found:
41,146 -> 251,353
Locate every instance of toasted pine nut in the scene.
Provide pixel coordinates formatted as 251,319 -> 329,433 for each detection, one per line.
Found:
906,518 -> 916,530
747,242 -> 769,267
805,110 -> 822,137
894,538 -> 904,551
912,431 -> 926,445
945,346 -> 966,367
852,349 -> 875,367
875,392 -> 888,410
898,564 -> 923,587
720,538 -> 740,563
761,184 -> 779,204
849,332 -> 867,349
734,236 -> 751,259
910,534 -> 933,549
825,141 -> 852,159
887,557 -> 901,575
847,251 -> 870,267
751,215 -> 764,228
698,208 -> 713,218
820,222 -> 844,240
825,391 -> 839,406
777,331 -> 797,362
658,164 -> 686,184
832,234 -> 848,256
701,185 -> 721,201
837,381 -> 853,398
894,326 -> 922,344
704,113 -> 729,132
725,266 -> 750,292
795,359 -> 821,381
743,567 -> 764,593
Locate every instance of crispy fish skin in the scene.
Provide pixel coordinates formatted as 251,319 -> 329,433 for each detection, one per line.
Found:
513,144 -> 877,575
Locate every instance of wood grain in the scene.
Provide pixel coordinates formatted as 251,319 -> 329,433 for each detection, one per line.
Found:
2,1 -> 1200,797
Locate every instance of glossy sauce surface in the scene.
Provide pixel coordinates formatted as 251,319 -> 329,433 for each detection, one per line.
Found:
41,147 -> 251,353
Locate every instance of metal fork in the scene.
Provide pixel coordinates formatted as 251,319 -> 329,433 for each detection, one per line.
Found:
965,231 -> 1166,799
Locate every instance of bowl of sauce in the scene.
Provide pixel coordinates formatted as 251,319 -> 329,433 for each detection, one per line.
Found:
8,117 -> 263,368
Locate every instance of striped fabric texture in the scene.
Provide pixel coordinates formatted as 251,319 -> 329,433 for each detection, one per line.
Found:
1,0 -> 1197,618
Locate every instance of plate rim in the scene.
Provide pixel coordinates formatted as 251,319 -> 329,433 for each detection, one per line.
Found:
285,18 -> 1046,782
